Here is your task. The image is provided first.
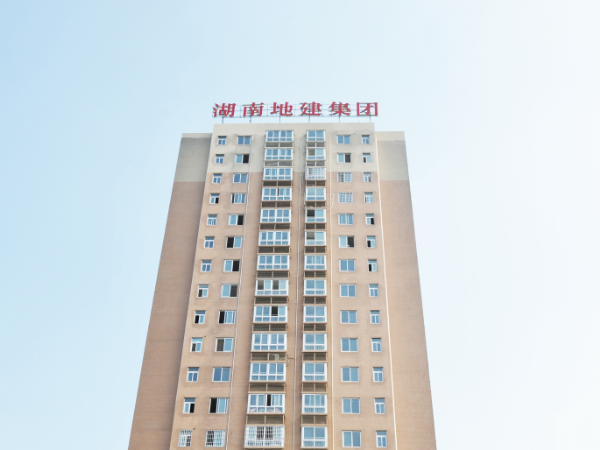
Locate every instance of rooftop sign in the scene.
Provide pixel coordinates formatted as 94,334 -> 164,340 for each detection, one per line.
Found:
212,102 -> 378,119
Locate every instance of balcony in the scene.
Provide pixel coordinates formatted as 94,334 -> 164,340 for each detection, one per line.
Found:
244,426 -> 285,448
305,167 -> 326,180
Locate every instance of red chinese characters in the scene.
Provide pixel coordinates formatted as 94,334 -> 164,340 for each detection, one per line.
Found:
356,102 -> 378,116
213,103 -> 237,117
242,102 -> 264,117
329,102 -> 351,116
300,102 -> 322,116
213,102 -> 379,117
271,102 -> 294,116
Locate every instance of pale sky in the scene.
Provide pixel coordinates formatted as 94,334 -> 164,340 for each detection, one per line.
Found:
1,0 -> 599,448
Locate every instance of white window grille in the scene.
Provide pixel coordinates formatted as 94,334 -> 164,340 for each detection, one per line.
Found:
259,231 -> 290,246
179,430 -> 192,447
302,394 -> 327,414
265,148 -> 293,160
302,427 -> 327,448
244,426 -> 285,448
306,209 -> 326,222
266,130 -> 293,142
363,172 -> 372,182
247,394 -> 285,414
302,362 -> 327,381
304,306 -> 326,323
254,305 -> 288,323
264,168 -> 292,180
262,188 -> 292,201
338,192 -> 353,203
205,430 -> 225,447
255,279 -> 289,296
305,255 -> 326,270
305,167 -> 326,180
305,231 -> 326,245
250,362 -> 286,381
261,209 -> 291,223
303,333 -> 327,351
337,172 -> 352,182
304,279 -> 326,295
257,254 -> 289,270
251,333 -> 287,351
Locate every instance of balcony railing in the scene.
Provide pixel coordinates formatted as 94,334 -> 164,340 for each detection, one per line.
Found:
245,427 -> 285,448
305,167 -> 326,180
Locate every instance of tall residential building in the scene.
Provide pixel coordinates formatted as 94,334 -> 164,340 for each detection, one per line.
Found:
129,123 -> 436,450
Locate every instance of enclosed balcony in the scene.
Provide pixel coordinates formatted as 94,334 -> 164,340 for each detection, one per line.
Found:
244,426 -> 285,448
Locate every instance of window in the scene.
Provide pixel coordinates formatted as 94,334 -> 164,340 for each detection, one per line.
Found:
252,333 -> 287,351
212,367 -> 231,382
257,254 -> 289,270
205,430 -> 225,448
191,338 -> 203,352
302,427 -> 327,448
209,398 -> 228,413
342,398 -> 360,414
215,154 -> 224,164
337,153 -> 351,163
305,231 -> 326,245
302,394 -> 327,413
364,192 -> 374,203
233,173 -> 248,183
212,173 -> 222,183
264,168 -> 292,180
306,187 -> 326,201
226,236 -> 242,248
187,367 -> 199,382
303,333 -> 327,350
183,398 -> 196,413
262,187 -> 291,201
254,305 -> 287,323
306,209 -> 326,222
256,279 -> 289,296
217,136 -> 226,145
265,148 -> 293,160
340,284 -> 357,297
367,236 -> 376,248
337,136 -> 351,145
221,284 -> 238,297
369,284 -> 379,297
339,259 -> 355,272
338,214 -> 354,225
372,338 -> 382,352
266,130 -> 293,142
218,311 -> 236,324
370,311 -> 380,324
338,192 -> 353,203
363,172 -> 372,182
223,260 -> 240,272
342,367 -> 359,382
207,214 -> 217,226
197,284 -> 209,298
304,306 -> 326,323
204,237 -> 214,249
341,338 -> 358,352
210,193 -> 220,204
305,255 -> 326,270
343,431 -> 361,447
338,172 -> 352,182
362,153 -> 371,162
341,310 -> 357,324
365,214 -> 375,225
201,260 -> 212,272
247,394 -> 285,413
307,148 -> 326,160
261,209 -> 291,223
194,310 -> 206,324
307,130 -> 325,141
339,236 -> 355,248
259,231 -> 290,245
231,193 -> 246,204
304,279 -> 326,295
237,136 -> 251,145
250,362 -> 286,381
373,367 -> 383,382
375,398 -> 386,414
235,154 -> 250,163
228,214 -> 244,225
179,430 -> 192,447
368,260 -> 377,272
303,362 -> 327,381
362,135 -> 370,144
244,426 -> 285,448
376,431 -> 388,448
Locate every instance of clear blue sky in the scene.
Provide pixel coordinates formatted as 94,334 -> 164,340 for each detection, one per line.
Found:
1,0 -> 599,448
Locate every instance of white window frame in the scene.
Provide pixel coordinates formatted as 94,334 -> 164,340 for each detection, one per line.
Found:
305,231 -> 326,245
305,255 -> 326,270
210,194 -> 220,204
307,130 -> 325,142
201,260 -> 212,272
376,431 -> 388,448
249,362 -> 286,381
207,215 -> 217,226
306,209 -> 326,223
337,152 -> 351,161
372,338 -> 382,352
218,310 -> 236,324
235,153 -> 250,163
375,398 -> 386,414
261,209 -> 291,223
340,284 -> 357,297
191,338 -> 203,352
197,284 -> 209,298
217,136 -> 226,145
187,367 -> 199,382
337,172 -> 352,182
255,279 -> 289,296
259,231 -> 290,246
362,135 -> 370,144
337,136 -> 351,145
339,259 -> 355,272
262,187 -> 292,201
373,367 -> 384,382
362,152 -> 371,162
264,148 -> 293,160
212,367 -> 231,382
363,172 -> 372,182
194,310 -> 206,324
247,394 -> 285,414
303,333 -> 327,351
302,394 -> 327,414
221,284 -> 238,298
237,136 -> 251,145
263,167 -> 292,180
303,305 -> 327,323
215,154 -> 224,164
339,236 -> 355,248
305,187 -> 326,201
266,130 -> 293,142
226,236 -> 243,248
369,284 -> 379,297
205,430 -> 226,448
338,192 -> 353,203
370,310 -> 381,324
338,213 -> 354,225
342,398 -> 360,414
364,192 -> 374,203
368,260 -> 377,272
302,362 -> 327,381
304,279 -> 326,295
183,397 -> 196,414
257,254 -> 290,270
213,173 -> 222,183
366,214 -> 375,225
342,367 -> 359,382
342,431 -> 362,447
223,259 -> 240,272
253,305 -> 288,323
233,173 -> 248,183
340,310 -> 357,324
231,193 -> 246,204
367,236 -> 376,248
251,333 -> 287,351
209,398 -> 228,414
301,427 -> 327,448
341,338 -> 358,352
204,237 -> 215,249
307,148 -> 326,160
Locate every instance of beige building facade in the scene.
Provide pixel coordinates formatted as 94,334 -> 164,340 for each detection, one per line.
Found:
129,123 -> 436,450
